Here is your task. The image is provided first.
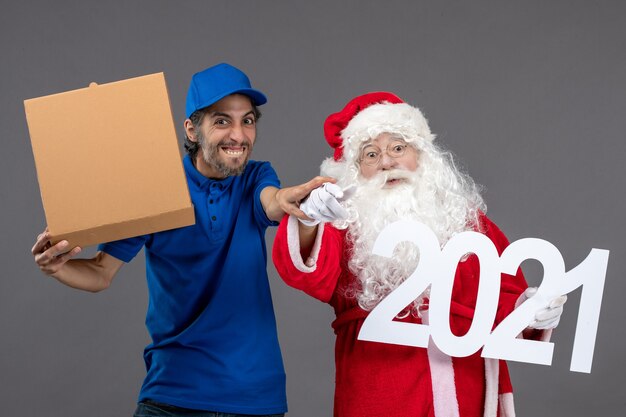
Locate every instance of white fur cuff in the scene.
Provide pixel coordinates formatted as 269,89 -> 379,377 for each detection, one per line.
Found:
287,215 -> 325,273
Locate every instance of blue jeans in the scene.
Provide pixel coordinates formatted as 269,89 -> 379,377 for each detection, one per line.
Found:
133,400 -> 285,417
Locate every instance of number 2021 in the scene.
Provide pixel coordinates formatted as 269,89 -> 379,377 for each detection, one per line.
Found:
357,220 -> 609,373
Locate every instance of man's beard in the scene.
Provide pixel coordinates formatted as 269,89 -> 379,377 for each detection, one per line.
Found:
339,162 -> 483,315
198,132 -> 253,177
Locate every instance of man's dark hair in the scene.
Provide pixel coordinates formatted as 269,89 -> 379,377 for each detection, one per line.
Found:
184,102 -> 262,159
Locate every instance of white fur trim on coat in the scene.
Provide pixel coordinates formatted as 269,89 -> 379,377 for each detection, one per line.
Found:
428,342 -> 461,417
423,311 -> 515,417
499,392 -> 516,417
484,358 -> 499,417
286,215 -> 325,272
423,311 -> 460,417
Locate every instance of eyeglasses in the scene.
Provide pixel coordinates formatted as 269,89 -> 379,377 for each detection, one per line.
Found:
358,139 -> 411,166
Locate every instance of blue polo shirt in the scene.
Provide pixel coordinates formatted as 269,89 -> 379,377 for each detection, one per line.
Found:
98,155 -> 286,414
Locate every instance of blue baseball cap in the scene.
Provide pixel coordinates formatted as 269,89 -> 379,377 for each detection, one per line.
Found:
185,63 -> 267,118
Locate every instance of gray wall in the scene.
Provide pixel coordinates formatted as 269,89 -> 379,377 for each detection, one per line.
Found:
1,1 -> 624,415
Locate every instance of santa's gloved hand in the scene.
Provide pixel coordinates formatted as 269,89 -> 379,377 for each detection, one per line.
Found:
519,287 -> 568,330
299,182 -> 349,226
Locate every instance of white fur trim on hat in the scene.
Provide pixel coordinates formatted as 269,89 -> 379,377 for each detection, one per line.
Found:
340,102 -> 435,165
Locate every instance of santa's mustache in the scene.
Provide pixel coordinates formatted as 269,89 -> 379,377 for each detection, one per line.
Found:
363,169 -> 417,189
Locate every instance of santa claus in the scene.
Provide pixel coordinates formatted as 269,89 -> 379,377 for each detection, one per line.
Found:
272,92 -> 566,417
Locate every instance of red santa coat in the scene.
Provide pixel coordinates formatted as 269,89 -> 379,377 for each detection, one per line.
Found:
273,213 -> 542,417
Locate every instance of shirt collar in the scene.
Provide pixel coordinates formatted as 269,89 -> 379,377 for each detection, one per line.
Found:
183,155 -> 235,192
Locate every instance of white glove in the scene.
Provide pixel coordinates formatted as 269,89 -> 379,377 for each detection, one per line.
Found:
299,183 -> 350,226
520,287 -> 567,330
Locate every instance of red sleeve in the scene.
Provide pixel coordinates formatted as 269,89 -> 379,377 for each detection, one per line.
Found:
272,215 -> 344,303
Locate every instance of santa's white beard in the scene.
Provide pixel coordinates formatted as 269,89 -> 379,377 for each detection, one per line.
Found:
337,162 -> 483,315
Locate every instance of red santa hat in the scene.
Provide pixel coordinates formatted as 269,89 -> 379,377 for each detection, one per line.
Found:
323,92 -> 435,164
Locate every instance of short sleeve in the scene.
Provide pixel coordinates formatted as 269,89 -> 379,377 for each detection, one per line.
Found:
252,161 -> 281,228
97,234 -> 148,263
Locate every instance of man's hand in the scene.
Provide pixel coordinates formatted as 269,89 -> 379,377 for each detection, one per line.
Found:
298,182 -> 350,226
520,287 -> 568,330
31,228 -> 123,292
273,176 -> 337,222
32,228 -> 81,276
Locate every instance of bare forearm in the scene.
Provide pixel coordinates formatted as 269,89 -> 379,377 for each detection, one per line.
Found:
50,252 -> 122,292
298,222 -> 319,259
264,187 -> 285,222
260,186 -> 284,222
32,230 -> 123,292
